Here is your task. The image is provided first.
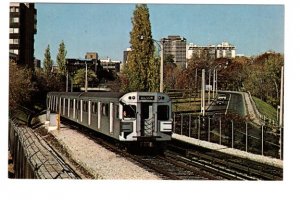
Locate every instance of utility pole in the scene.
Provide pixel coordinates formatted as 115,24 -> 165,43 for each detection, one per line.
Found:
195,69 -> 198,97
160,39 -> 164,93
215,69 -> 218,95
208,69 -> 211,104
279,66 -> 284,128
279,66 -> 284,160
202,69 -> 205,116
212,69 -> 216,98
85,61 -> 88,92
66,72 -> 69,92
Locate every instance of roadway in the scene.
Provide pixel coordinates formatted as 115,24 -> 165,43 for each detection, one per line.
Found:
207,91 -> 246,117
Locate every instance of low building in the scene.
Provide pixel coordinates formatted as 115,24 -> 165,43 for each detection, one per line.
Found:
65,58 -> 100,76
187,42 -> 236,61
85,52 -> 99,60
100,57 -> 121,72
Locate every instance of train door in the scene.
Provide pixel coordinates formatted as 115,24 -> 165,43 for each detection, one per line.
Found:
109,102 -> 114,134
73,99 -> 77,120
140,103 -> 154,136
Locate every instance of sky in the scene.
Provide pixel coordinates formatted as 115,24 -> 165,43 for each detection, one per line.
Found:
34,3 -> 284,62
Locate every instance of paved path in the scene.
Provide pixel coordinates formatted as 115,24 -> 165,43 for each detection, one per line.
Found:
220,90 -> 261,125
243,92 -> 261,125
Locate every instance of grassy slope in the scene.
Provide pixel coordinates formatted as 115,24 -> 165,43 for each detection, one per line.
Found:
252,96 -> 277,121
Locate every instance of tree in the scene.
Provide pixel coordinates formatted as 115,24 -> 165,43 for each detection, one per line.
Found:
43,44 -> 53,75
121,4 -> 157,92
147,57 -> 160,92
56,41 -> 67,76
243,52 -> 284,107
73,68 -> 99,87
9,61 -> 35,112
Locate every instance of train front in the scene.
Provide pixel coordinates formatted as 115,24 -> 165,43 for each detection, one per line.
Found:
119,92 -> 173,146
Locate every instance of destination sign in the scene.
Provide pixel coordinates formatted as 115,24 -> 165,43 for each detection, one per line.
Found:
139,96 -> 155,100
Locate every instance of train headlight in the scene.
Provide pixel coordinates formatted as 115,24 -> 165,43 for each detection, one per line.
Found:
128,96 -> 135,100
158,96 -> 165,100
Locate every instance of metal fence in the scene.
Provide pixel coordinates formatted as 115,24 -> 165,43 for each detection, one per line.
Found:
173,113 -> 283,159
8,118 -> 80,179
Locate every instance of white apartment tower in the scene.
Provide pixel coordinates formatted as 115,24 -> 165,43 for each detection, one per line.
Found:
187,42 -> 236,60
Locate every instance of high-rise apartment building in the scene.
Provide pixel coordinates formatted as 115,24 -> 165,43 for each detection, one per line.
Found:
162,36 -> 187,68
9,3 -> 37,68
123,48 -> 132,64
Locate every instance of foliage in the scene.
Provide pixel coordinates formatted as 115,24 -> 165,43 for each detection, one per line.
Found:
147,57 -> 160,92
164,64 -> 177,90
56,41 -> 67,76
252,96 -> 277,121
9,62 -> 35,112
43,44 -> 53,75
9,59 -> 67,113
167,54 -> 206,91
172,52 -> 283,109
121,4 -> 158,92
243,53 -> 283,107
216,57 -> 249,91
31,68 -> 65,108
73,68 -> 99,87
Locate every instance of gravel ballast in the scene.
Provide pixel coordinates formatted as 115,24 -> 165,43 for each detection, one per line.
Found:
49,124 -> 161,180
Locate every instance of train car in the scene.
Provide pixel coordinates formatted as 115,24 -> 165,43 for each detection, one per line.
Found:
46,92 -> 173,147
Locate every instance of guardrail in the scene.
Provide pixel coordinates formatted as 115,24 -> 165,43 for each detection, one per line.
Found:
173,112 -> 282,159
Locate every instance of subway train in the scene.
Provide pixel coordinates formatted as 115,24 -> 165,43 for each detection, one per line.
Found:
47,92 -> 173,147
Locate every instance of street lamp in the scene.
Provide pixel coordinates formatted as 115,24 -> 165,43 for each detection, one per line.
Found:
85,61 -> 88,92
65,60 -> 69,92
65,61 -> 73,92
139,35 -> 169,93
152,38 -> 168,93
159,39 -> 165,92
211,61 -> 228,98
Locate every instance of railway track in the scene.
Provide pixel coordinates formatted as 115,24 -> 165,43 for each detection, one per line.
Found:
59,119 -> 282,180
60,119 -> 219,180
167,141 -> 283,180
130,154 -> 224,180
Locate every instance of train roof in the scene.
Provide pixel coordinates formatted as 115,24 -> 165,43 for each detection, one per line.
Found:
47,91 -> 170,100
48,92 -> 125,99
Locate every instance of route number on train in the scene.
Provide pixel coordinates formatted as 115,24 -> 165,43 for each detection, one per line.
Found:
139,96 -> 155,100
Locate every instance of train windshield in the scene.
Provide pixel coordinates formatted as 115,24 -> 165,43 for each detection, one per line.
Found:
123,105 -> 136,119
157,105 -> 169,120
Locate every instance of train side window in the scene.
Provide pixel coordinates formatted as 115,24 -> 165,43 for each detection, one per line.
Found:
47,97 -> 50,109
157,105 -> 169,120
102,103 -> 108,116
70,99 -> 73,109
115,105 -> 119,119
92,102 -> 97,114
66,98 -> 69,109
123,105 -> 136,119
83,101 -> 88,112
